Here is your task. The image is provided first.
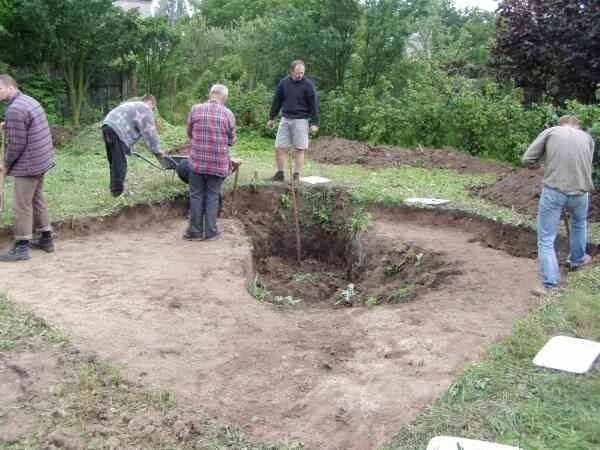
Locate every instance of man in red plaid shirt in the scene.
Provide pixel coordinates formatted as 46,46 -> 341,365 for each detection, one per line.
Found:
184,84 -> 236,241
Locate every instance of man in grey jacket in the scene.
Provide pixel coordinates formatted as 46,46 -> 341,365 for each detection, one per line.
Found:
0,74 -> 55,261
102,95 -> 165,196
522,115 -> 595,290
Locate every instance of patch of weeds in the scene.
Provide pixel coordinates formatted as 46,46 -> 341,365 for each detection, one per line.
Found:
384,263 -> 405,277
335,283 -> 356,306
349,208 -> 372,239
145,389 -> 177,410
279,192 -> 291,209
299,187 -> 340,232
248,275 -> 270,302
365,296 -> 380,307
272,295 -> 302,306
292,272 -> 319,283
386,283 -> 415,303
0,295 -> 68,351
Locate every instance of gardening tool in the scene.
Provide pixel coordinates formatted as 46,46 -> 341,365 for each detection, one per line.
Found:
0,129 -> 5,214
132,151 -> 178,171
287,152 -> 302,263
230,159 -> 242,214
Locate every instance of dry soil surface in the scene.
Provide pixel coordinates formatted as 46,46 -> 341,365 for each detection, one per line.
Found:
0,213 -> 540,450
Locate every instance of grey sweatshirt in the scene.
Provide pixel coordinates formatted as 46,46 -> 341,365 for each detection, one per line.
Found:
521,125 -> 595,194
102,101 -> 161,155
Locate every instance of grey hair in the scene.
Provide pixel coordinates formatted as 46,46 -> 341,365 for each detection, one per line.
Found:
209,84 -> 228,97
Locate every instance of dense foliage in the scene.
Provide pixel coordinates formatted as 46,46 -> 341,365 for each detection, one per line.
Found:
493,0 -> 600,104
0,0 -> 597,172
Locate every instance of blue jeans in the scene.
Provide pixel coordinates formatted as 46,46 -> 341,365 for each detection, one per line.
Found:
188,171 -> 224,239
537,186 -> 588,287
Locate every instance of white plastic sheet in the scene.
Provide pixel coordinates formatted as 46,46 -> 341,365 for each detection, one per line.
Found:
426,436 -> 522,450
533,335 -> 600,374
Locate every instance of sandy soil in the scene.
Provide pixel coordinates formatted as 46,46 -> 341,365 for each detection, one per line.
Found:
0,212 -> 540,450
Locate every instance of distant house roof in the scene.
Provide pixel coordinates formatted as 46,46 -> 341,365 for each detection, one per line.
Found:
114,0 -> 153,17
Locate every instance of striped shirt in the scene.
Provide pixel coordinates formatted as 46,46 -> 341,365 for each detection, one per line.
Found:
4,92 -> 54,176
187,100 -> 236,177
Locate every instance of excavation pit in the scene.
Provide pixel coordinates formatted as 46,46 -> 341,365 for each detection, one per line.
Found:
244,186 -> 461,307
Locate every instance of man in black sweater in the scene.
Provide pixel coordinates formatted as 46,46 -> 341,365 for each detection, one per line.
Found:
267,60 -> 319,182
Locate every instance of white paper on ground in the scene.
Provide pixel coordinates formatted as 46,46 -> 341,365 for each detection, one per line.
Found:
533,335 -> 600,374
426,436 -> 522,450
299,175 -> 332,184
404,197 -> 450,206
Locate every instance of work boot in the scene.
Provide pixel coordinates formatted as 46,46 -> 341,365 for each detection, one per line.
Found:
0,240 -> 31,262
568,254 -> 592,271
270,170 -> 284,182
31,231 -> 55,253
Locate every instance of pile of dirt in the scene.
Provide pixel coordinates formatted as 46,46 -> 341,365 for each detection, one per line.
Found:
51,126 -> 78,147
472,167 -> 600,221
311,136 -> 513,175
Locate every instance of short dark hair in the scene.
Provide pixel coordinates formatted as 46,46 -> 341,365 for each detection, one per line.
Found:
289,60 -> 305,72
0,74 -> 18,89
142,94 -> 156,104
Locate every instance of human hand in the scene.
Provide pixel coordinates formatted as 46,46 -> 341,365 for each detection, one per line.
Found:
310,125 -> 319,134
0,122 -> 4,131
155,151 -> 165,159
267,120 -> 275,130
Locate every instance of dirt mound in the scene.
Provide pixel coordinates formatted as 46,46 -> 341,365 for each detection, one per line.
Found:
310,137 -> 372,164
51,126 -> 78,147
311,136 -> 512,175
473,168 -> 600,221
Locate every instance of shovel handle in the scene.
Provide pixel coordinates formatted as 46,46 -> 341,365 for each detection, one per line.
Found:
0,130 -> 5,212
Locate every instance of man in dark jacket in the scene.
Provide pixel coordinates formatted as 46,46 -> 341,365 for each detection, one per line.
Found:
267,60 -> 319,182
0,74 -> 55,261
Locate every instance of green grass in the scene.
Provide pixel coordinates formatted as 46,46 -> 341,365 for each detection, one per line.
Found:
383,265 -> 600,450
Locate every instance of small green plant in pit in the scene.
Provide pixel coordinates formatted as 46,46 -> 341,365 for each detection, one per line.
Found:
292,272 -> 319,283
384,263 -> 405,277
272,295 -> 302,306
335,283 -> 356,305
387,283 -> 415,303
280,192 -> 291,209
248,275 -> 270,302
365,295 -> 380,307
349,208 -> 372,239
415,252 -> 424,267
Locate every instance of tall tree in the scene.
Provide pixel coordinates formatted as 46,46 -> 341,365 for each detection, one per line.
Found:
493,0 -> 600,103
357,0 -> 424,88
1,0 -> 139,126
200,0 -> 282,27
156,0 -> 192,25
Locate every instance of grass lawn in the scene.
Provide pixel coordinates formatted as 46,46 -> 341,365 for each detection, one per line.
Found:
1,124 -> 598,449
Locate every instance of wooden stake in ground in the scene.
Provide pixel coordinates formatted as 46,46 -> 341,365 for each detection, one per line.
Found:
230,159 -> 242,214
287,152 -> 302,263
0,129 -> 5,214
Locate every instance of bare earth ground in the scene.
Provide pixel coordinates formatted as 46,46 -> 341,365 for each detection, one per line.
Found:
0,208 -> 540,450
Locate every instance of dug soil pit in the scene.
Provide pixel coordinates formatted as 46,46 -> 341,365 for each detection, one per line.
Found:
246,187 -> 461,307
311,137 -> 513,175
0,187 -> 541,450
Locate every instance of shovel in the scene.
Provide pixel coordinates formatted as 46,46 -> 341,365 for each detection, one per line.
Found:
0,129 -> 5,214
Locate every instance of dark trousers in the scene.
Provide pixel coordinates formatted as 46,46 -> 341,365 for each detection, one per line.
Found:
177,159 -> 224,215
102,125 -> 128,197
188,171 -> 224,238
